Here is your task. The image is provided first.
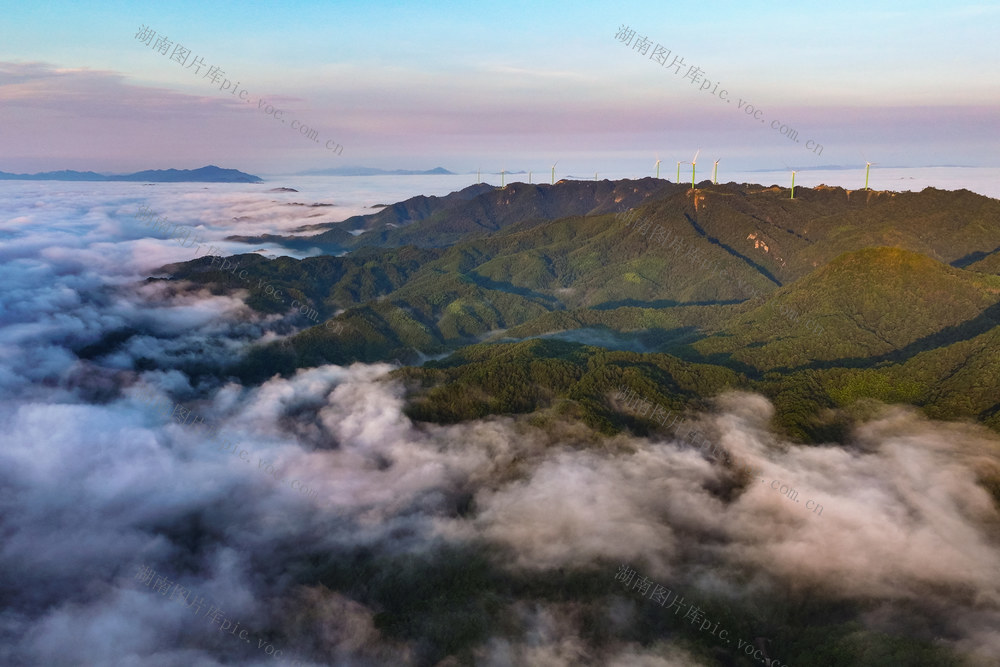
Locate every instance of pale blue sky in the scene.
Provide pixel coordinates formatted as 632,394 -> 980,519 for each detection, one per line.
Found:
1,0 -> 997,175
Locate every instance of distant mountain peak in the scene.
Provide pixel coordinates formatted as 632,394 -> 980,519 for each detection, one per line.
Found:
0,165 -> 263,183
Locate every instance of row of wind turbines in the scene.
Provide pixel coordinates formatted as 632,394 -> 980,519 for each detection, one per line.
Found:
479,154 -> 719,188
655,150 -> 721,187
660,151 -> 879,197
479,155 -> 879,197
477,162 -> 563,187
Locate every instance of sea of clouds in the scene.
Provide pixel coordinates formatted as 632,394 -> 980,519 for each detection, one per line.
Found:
1,182 -> 998,666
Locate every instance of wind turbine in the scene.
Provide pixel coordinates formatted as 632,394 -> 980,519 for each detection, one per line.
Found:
690,149 -> 700,188
551,160 -> 558,185
655,155 -> 662,179
782,162 -> 796,199
713,159 -> 720,185
594,171 -> 598,181
501,167 -> 505,188
676,160 -> 681,183
864,161 -> 877,190
528,170 -> 532,184
859,152 -> 878,191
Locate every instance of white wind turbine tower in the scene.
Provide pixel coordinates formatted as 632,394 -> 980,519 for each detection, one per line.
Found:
783,162 -> 796,199
551,160 -> 558,185
655,155 -> 662,179
713,159 -> 720,185
864,160 -> 878,190
689,148 -> 701,188
860,152 -> 878,191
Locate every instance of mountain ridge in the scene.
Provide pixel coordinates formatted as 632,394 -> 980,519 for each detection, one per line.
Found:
138,179 -> 1000,439
0,165 -> 263,183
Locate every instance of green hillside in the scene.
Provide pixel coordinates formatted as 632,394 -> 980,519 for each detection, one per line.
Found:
687,246 -> 1000,371
154,180 -> 1000,437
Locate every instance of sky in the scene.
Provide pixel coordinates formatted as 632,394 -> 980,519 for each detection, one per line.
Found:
1,0 -> 998,176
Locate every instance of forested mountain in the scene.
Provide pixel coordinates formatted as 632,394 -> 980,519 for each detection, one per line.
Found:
144,179 -> 1000,440
229,178 -> 677,250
